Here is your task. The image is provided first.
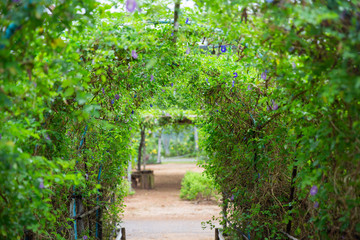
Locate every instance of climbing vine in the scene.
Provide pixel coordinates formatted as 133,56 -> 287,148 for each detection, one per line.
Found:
0,0 -> 359,239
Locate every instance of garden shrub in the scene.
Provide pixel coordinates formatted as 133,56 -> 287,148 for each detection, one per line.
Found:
180,171 -> 216,201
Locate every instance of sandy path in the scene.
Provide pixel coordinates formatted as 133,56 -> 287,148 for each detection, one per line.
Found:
122,163 -> 220,240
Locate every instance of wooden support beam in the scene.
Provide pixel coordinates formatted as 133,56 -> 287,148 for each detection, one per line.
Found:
215,228 -> 219,240
121,228 -> 126,240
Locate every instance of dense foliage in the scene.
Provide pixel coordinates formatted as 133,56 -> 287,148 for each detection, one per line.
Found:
180,171 -> 216,201
195,0 -> 360,239
1,0 -> 359,239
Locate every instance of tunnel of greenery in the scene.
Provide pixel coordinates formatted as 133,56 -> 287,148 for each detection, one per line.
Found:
0,0 -> 359,239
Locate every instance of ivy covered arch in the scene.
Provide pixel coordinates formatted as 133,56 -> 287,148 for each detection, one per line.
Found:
1,0 -> 359,239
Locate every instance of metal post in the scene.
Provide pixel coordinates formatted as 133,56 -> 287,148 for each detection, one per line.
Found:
194,126 -> 199,152
157,131 -> 162,164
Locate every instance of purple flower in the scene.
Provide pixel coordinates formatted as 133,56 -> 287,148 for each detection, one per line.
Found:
126,0 -> 137,12
150,75 -> 154,81
233,72 -> 238,78
111,99 -> 114,105
33,82 -> 37,87
83,236 -> 88,240
186,48 -> 190,54
129,127 -> 132,130
115,94 -> 120,100
216,110 -> 218,112
271,100 -> 278,110
165,113 -> 170,117
0,134 -> 2,140
266,0 -> 274,3
247,85 -> 252,91
150,104 -> 153,107
314,201 -> 319,209
232,80 -> 235,88
131,110 -> 134,114
131,50 -> 138,59
185,18 -> 189,24
272,103 -> 278,110
258,173 -> 260,179
261,72 -> 267,80
39,179 -> 45,189
46,135 -> 50,140
310,185 -> 318,196
221,46 -> 226,53
102,88 -> 105,94
267,105 -> 271,111
171,83 -> 174,87
230,195 -> 234,201
171,32 -> 174,36
85,174 -> 89,180
206,78 -> 209,84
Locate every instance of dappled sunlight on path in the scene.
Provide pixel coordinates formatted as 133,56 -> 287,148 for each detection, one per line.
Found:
122,163 -> 220,240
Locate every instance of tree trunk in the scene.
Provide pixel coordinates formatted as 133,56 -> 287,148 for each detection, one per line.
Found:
172,0 -> 181,43
286,140 -> 300,234
143,132 -> 146,170
137,127 -> 145,171
128,155 -> 132,191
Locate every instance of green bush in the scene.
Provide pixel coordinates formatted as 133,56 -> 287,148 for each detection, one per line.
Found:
180,171 -> 216,201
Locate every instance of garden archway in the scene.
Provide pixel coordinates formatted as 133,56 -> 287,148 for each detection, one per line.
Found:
1,0 -> 359,239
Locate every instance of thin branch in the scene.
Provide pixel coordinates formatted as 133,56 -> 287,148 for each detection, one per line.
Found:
279,230 -> 299,240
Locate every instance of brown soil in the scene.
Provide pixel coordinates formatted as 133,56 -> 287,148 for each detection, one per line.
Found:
122,163 -> 220,240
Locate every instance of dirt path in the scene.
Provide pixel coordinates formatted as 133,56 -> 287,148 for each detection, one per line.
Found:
122,163 -> 220,240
